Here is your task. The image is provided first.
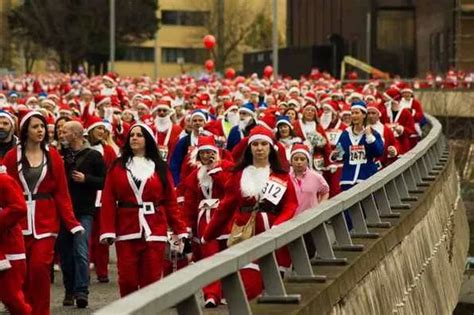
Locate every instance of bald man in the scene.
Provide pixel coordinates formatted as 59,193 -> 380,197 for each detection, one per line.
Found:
57,121 -> 106,308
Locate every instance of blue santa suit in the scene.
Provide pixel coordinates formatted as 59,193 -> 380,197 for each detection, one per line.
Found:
226,125 -> 244,151
337,127 -> 384,190
170,133 -> 195,185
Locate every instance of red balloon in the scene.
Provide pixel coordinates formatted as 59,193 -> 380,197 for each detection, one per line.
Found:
203,35 -> 216,50
263,65 -> 273,77
204,59 -> 214,72
225,67 -> 236,79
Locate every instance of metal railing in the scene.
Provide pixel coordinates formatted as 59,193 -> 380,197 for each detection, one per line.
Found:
95,114 -> 447,315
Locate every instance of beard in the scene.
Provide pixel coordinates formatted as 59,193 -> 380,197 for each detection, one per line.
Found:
320,112 -> 333,129
238,116 -> 252,131
226,112 -> 239,126
155,115 -> 172,132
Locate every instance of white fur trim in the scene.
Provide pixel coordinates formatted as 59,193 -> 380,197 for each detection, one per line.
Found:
248,134 -> 273,145
352,104 -> 367,113
132,122 -> 157,143
70,225 -> 85,234
99,233 -> 116,243
127,157 -> 155,182
197,165 -> 212,187
240,165 -> 270,198
0,259 -> 11,271
291,149 -> 311,162
0,112 -> 15,126
86,121 -> 106,133
96,97 -> 111,108
198,145 -> 218,153
190,111 -> 207,121
20,111 -> 43,129
177,196 -> 185,203
5,254 -> 26,260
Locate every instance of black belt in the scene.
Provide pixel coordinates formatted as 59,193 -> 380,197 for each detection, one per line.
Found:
117,201 -> 162,208
240,203 -> 278,215
24,193 -> 53,201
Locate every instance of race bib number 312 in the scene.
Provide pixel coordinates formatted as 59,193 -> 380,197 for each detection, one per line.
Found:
261,177 -> 287,205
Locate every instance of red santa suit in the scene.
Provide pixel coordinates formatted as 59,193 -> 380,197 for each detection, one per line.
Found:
3,145 -> 83,315
100,153 -> 188,297
399,90 -> 425,137
0,167 -> 32,315
203,127 -> 298,299
385,107 -> 417,154
370,121 -> 400,169
181,141 -> 233,305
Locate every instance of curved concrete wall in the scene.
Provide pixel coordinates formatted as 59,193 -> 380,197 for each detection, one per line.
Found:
328,157 -> 468,315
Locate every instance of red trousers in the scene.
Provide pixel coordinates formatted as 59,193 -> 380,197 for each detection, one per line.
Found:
24,237 -> 55,315
115,240 -> 166,297
240,268 -> 263,300
0,260 -> 31,315
195,240 -> 226,303
90,213 -> 109,278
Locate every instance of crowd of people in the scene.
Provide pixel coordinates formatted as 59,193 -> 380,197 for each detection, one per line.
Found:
0,69 -> 426,314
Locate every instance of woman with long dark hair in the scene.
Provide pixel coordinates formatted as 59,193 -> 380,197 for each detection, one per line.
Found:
99,123 -> 188,297
3,111 -> 83,315
202,126 -> 298,299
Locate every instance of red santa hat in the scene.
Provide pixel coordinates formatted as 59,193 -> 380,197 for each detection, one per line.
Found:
223,100 -> 238,115
152,99 -> 171,113
248,125 -> 275,145
41,98 -> 56,109
383,88 -> 401,102
340,103 -> 351,116
95,95 -> 111,108
58,103 -> 72,116
257,112 -> 276,131
322,100 -> 339,114
46,115 -> 56,127
84,115 -> 107,133
103,72 -> 117,83
197,136 -> 218,153
19,110 -> 44,130
367,102 -> 382,116
290,143 -> 311,162
304,92 -> 317,104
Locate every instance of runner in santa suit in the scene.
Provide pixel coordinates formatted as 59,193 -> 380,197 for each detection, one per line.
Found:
84,116 -> 117,283
202,126 -> 298,299
204,100 -> 239,148
0,166 -> 32,315
320,100 -> 347,197
333,101 -> 384,192
399,87 -> 426,138
366,102 -> 400,169
3,111 -> 84,315
292,102 -> 332,175
226,103 -> 257,151
383,90 -> 418,154
99,123 -> 189,297
181,136 -> 233,308
151,99 -> 182,162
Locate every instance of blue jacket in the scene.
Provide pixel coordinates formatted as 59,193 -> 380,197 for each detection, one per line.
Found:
226,125 -> 243,151
169,134 -> 192,185
337,128 -> 384,187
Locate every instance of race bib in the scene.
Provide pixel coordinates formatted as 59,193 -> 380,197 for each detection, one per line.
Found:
327,130 -> 340,145
349,145 -> 367,165
261,177 -> 287,205
158,145 -> 169,161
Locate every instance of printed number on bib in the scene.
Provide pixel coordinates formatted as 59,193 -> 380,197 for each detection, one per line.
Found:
349,145 -> 367,165
327,131 -> 339,145
261,178 -> 287,205
158,145 -> 169,161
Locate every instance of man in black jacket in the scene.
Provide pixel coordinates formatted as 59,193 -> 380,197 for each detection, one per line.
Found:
58,121 -> 106,309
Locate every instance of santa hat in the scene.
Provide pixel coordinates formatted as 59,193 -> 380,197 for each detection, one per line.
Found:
197,136 -> 218,153
288,87 -> 300,95
151,99 -> 171,113
46,115 -> 56,127
19,110 -> 43,130
238,103 -> 256,116
129,122 -> 157,143
348,92 -> 364,101
190,109 -> 208,121
58,103 -> 72,116
41,99 -> 56,108
304,92 -> 317,104
95,95 -> 111,108
287,99 -> 300,108
322,100 -> 339,114
223,100 -> 238,115
26,96 -> 38,106
290,143 -> 311,162
248,125 -> 275,145
351,100 -> 367,113
85,115 -> 106,133
384,88 -> 401,102
340,103 -> 351,116
0,110 -> 15,126
367,102 -> 382,115
401,87 -> 414,94
103,72 -> 117,83
258,113 -> 276,130
8,91 -> 19,98
276,115 -> 292,128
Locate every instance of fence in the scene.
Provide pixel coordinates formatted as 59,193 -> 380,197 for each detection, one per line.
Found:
95,114 -> 447,315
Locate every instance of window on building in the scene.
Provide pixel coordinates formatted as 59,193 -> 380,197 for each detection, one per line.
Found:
162,48 -> 207,64
118,47 -> 154,62
162,10 -> 209,26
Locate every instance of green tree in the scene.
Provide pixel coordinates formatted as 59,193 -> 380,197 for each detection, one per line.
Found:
8,0 -> 159,74
244,12 -> 283,51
